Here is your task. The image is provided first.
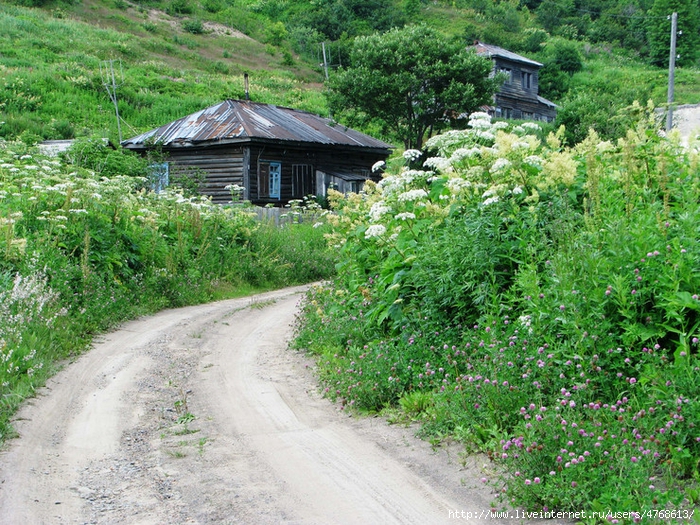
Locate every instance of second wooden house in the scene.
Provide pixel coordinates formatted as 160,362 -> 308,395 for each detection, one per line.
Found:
121,100 -> 393,206
475,42 -> 557,123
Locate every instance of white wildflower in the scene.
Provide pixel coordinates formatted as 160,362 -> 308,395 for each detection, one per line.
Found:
365,224 -> 387,239
372,160 -> 386,173
482,196 -> 499,206
521,122 -> 541,131
524,155 -> 544,168
369,201 -> 391,222
512,141 -> 531,150
493,121 -> 509,130
395,212 -> 416,221
512,186 -> 523,194
474,130 -> 495,141
403,149 -> 422,161
397,189 -> 428,202
20,154 -> 32,160
450,147 -> 481,162
422,157 -> 451,172
490,158 -> 511,173
446,178 -> 472,194
468,111 -> 491,127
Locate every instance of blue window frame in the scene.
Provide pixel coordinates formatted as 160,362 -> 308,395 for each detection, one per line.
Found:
149,162 -> 169,193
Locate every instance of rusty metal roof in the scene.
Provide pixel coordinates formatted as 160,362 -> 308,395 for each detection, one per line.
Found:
474,42 -> 543,68
121,100 -> 393,151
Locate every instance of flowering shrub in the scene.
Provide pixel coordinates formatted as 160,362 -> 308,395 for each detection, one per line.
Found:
294,108 -> 700,522
0,139 -> 335,441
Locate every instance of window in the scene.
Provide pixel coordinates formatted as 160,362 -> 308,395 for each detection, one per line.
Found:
258,161 -> 281,199
499,67 -> 512,84
292,164 -> 315,198
350,181 -> 363,194
149,162 -> 169,193
521,71 -> 532,90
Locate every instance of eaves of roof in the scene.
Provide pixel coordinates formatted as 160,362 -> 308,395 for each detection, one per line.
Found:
122,100 -> 393,152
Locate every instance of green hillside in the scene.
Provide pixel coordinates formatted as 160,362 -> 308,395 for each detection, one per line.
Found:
0,0 -> 327,144
2,0 -> 700,146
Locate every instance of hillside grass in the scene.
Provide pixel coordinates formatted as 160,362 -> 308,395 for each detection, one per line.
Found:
3,0 -> 700,148
0,2 -> 327,145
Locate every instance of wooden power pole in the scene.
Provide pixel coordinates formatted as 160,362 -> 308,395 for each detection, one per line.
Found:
667,12 -> 678,131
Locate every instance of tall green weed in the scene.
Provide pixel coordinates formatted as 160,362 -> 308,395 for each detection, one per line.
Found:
293,107 -> 700,522
0,139 -> 335,442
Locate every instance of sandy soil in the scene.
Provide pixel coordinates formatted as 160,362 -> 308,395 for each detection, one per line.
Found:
0,286 -> 533,525
673,104 -> 700,144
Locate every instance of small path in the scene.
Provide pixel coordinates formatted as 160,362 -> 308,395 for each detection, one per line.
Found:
0,286 -> 519,524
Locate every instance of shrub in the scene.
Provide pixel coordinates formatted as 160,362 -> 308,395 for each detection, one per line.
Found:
0,139 -> 336,442
182,18 -> 204,35
293,108 -> 700,519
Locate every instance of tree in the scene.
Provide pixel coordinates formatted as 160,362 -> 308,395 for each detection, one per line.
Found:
326,25 -> 500,149
647,0 -> 700,67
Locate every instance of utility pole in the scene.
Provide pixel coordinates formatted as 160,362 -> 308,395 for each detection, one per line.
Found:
667,12 -> 678,131
100,59 -> 123,143
321,41 -> 330,81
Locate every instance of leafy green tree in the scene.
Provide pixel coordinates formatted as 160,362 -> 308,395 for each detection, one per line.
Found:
647,0 -> 700,67
548,38 -> 583,73
326,25 -> 500,149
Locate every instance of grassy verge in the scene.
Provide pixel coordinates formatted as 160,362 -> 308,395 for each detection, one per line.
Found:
0,139 -> 335,443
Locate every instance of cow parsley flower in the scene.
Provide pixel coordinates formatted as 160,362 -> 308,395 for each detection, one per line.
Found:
423,157 -> 451,172
450,147 -> 481,162
397,189 -> 428,202
369,201 -> 391,222
474,130 -> 495,141
372,160 -> 386,173
403,149 -> 422,161
524,155 -> 544,168
395,212 -> 416,221
365,224 -> 387,239
490,158 -> 511,173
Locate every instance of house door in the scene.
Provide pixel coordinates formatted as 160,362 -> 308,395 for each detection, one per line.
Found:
258,161 -> 281,200
269,162 -> 281,199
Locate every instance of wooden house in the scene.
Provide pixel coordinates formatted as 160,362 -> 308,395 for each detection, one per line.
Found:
121,100 -> 393,206
474,42 -> 557,123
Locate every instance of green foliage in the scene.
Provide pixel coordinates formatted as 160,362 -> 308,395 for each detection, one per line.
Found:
327,25 -> 500,149
166,0 -> 195,16
0,140 -> 336,443
647,0 -> 700,67
293,110 -> 700,519
182,18 -> 204,34
0,2 -> 327,143
545,38 -> 583,74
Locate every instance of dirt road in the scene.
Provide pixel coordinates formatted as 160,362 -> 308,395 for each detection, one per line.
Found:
0,286 -> 513,524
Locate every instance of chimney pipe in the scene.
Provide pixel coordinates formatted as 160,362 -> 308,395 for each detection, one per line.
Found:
244,73 -> 249,101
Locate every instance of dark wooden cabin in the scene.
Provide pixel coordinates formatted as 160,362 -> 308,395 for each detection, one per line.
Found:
121,100 -> 393,206
474,42 -> 557,123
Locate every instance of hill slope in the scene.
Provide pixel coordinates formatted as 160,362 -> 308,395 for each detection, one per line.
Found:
0,1 -> 326,144
2,0 -> 700,146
